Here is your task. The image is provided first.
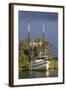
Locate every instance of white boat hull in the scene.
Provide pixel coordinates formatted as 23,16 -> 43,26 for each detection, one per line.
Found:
32,61 -> 48,70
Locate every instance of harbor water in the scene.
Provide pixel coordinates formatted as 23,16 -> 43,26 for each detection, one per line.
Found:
19,69 -> 58,79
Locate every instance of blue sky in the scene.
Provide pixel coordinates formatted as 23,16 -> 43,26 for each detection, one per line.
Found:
19,11 -> 58,57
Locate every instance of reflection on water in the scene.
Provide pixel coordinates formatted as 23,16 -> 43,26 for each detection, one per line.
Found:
19,69 -> 58,79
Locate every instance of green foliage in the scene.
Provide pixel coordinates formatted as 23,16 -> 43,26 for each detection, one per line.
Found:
19,40 -> 29,50
19,54 -> 30,65
49,59 -> 58,69
34,38 -> 43,42
19,37 -> 56,71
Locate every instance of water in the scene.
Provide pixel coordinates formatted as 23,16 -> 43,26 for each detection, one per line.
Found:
19,69 -> 58,79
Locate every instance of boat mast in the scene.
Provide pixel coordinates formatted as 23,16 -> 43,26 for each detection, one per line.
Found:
26,18 -> 33,71
43,23 -> 45,41
43,21 -> 48,59
42,22 -> 45,56
26,18 -> 30,45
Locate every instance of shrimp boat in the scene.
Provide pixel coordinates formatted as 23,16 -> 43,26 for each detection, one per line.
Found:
26,18 -> 50,70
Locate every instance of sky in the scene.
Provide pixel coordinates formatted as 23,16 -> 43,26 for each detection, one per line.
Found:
19,11 -> 58,57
